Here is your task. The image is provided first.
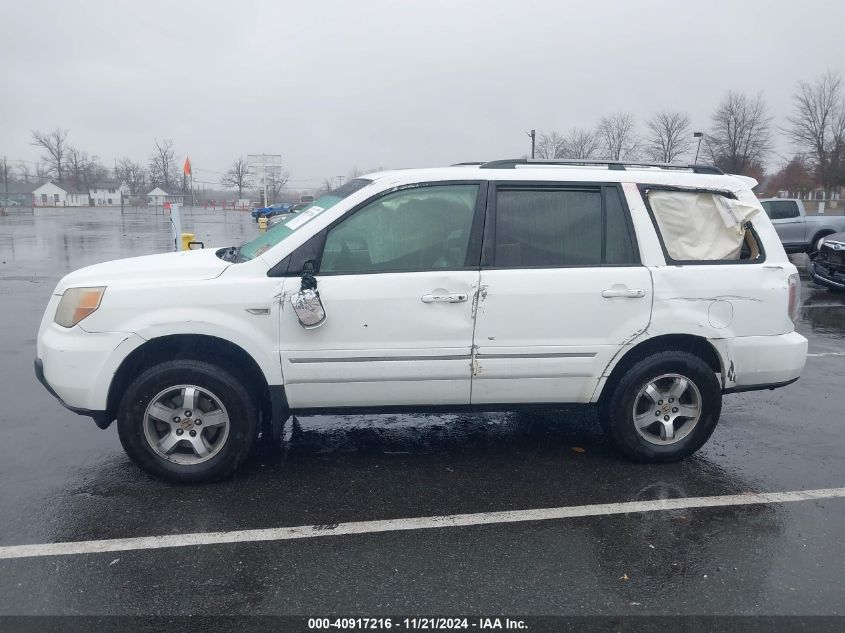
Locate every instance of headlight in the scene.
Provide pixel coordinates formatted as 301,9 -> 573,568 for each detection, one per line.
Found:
54,286 -> 106,328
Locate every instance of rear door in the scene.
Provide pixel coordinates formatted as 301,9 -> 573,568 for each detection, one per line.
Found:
471,182 -> 652,404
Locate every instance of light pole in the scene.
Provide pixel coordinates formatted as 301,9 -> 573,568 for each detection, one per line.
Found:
527,129 -> 536,159
694,132 -> 703,164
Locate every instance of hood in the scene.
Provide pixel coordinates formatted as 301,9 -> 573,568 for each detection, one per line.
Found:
55,248 -> 231,294
822,232 -> 845,244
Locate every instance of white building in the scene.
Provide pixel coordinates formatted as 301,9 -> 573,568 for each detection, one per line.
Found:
32,181 -> 89,207
89,180 -> 129,206
146,187 -> 187,207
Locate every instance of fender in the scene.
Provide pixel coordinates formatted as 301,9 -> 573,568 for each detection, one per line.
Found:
131,312 -> 284,386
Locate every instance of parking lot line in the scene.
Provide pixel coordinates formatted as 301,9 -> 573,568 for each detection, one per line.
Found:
1,487 -> 843,561
808,352 -> 845,357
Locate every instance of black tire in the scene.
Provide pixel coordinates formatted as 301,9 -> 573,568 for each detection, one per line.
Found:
598,351 -> 722,462
117,359 -> 257,483
807,232 -> 833,258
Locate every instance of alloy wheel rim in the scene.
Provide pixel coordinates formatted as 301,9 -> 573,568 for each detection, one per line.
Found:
143,384 -> 230,464
632,373 -> 702,446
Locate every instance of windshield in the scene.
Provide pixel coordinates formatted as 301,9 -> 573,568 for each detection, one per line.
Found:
236,179 -> 373,261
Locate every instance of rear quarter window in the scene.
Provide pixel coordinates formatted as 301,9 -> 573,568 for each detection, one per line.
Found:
644,188 -> 764,264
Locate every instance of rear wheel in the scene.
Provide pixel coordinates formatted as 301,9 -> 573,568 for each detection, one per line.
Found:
598,351 -> 721,462
117,359 -> 257,483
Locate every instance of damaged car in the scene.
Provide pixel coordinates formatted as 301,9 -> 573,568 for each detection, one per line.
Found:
809,232 -> 845,291
36,159 -> 808,482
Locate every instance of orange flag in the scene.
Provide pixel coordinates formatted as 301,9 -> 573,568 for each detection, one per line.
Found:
183,157 -> 192,176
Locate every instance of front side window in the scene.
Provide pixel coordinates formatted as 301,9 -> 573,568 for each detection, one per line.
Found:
319,184 -> 478,274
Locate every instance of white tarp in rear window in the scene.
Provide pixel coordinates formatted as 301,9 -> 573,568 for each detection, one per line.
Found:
647,190 -> 760,261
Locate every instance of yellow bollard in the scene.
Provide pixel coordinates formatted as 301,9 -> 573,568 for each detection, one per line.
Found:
258,217 -> 268,233
180,232 -> 195,251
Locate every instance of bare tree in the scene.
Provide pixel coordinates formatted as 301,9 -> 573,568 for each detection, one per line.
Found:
84,156 -> 107,187
266,170 -> 289,203
220,158 -> 254,199
787,71 -> 845,195
66,147 -> 84,189
31,128 -> 69,180
114,157 -> 147,195
597,113 -> 639,160
67,147 -> 107,190
643,111 -> 692,163
768,155 -> 817,198
34,161 -> 51,181
704,91 -> 772,175
149,139 -> 177,190
67,147 -> 90,189
17,161 -> 32,183
562,128 -> 600,159
536,128 -> 600,159
535,131 -> 567,159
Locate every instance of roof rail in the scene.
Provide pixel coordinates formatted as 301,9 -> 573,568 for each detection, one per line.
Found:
478,158 -> 723,175
451,161 -> 487,166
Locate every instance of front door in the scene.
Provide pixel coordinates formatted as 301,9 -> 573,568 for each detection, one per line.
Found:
279,183 -> 485,409
472,183 -> 652,404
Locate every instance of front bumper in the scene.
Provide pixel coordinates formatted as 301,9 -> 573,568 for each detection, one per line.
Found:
36,323 -> 145,425
809,260 -> 845,290
34,358 -> 111,428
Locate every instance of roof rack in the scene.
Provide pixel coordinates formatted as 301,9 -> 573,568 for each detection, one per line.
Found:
478,158 -> 723,175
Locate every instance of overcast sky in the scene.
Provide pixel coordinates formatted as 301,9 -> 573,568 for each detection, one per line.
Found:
2,0 -> 844,189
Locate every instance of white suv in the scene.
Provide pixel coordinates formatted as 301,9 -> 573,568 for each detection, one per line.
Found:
36,159 -> 808,483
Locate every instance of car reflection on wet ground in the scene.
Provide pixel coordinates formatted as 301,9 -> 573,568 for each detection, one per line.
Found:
0,206 -> 843,616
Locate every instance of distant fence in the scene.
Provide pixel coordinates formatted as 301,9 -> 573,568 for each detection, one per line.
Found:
803,199 -> 844,216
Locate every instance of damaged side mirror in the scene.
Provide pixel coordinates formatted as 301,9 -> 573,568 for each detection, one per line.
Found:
290,260 -> 327,329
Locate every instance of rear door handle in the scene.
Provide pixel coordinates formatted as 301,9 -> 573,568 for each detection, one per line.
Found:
421,292 -> 468,303
602,288 -> 646,298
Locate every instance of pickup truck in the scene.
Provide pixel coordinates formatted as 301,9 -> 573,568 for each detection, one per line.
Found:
758,198 -> 845,254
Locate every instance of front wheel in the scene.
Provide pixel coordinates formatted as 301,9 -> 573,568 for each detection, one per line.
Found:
598,351 -> 722,462
117,359 -> 257,483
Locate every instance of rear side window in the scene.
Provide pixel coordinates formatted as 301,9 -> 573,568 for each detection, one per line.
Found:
764,200 -> 800,220
490,186 -> 638,267
604,186 -> 638,265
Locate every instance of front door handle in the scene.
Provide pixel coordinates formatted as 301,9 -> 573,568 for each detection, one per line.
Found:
602,288 -> 646,299
421,292 -> 468,303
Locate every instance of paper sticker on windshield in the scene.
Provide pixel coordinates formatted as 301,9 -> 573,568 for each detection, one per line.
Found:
286,206 -> 325,230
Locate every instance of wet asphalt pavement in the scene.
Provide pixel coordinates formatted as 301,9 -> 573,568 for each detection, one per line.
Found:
0,206 -> 844,618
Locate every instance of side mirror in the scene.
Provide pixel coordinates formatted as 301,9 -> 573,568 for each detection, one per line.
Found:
290,261 -> 326,329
